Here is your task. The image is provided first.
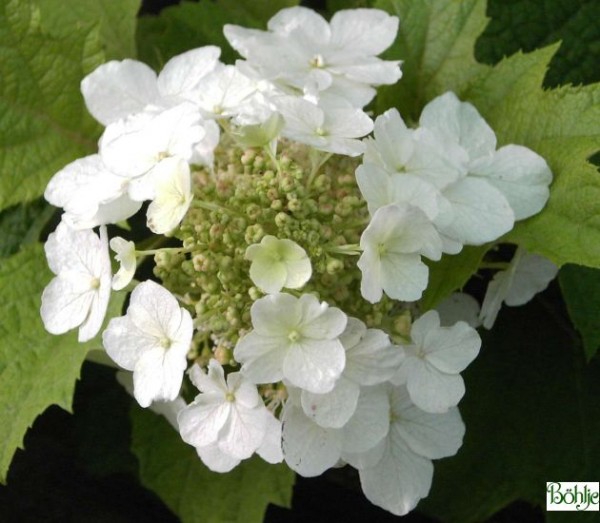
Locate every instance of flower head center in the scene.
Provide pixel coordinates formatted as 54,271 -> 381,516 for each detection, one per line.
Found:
159,337 -> 172,349
225,391 -> 235,402
315,127 -> 327,137
288,329 -> 301,343
90,277 -> 101,290
309,54 -> 325,68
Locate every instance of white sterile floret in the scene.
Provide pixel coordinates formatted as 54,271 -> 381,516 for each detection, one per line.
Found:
480,247 -> 559,329
234,292 -> 347,394
282,385 -> 391,477
300,318 -> 404,428
362,108 -> 467,190
245,235 -> 312,294
419,92 -> 552,242
102,280 -> 193,407
275,96 -> 373,156
109,237 -> 136,291
391,310 -> 481,413
357,384 -> 465,516
44,154 -> 142,230
99,102 -> 206,200
81,47 -> 222,125
146,157 -> 193,234
41,222 -> 111,342
224,7 -> 401,107
178,360 -> 282,472
358,203 -> 443,303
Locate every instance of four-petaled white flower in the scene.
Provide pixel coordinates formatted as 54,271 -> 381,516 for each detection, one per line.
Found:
391,310 -> 481,413
358,203 -> 443,303
41,221 -> 111,342
102,280 -> 193,407
234,293 -> 347,393
245,235 -> 312,294
178,360 -> 283,472
357,384 -> 465,516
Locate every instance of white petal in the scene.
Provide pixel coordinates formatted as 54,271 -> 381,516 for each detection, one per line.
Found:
329,9 -> 399,55
146,157 -> 193,234
504,250 -> 558,306
249,292 -> 302,337
406,360 -> 466,413
218,405 -> 268,460
436,292 -> 481,328
178,399 -> 231,448
282,403 -> 341,477
235,333 -> 287,385
439,177 -> 515,245
81,59 -> 159,125
268,6 -> 330,44
157,46 -> 221,99
419,91 -> 496,160
110,237 -> 136,291
197,443 -> 241,473
341,385 -> 390,454
41,276 -> 94,335
133,346 -> 186,407
359,434 -> 433,516
470,145 -> 552,220
301,376 -> 360,428
283,338 -> 345,393
256,412 -> 283,464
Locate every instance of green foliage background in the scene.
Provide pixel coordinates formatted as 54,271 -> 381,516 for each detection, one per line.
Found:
0,0 -> 598,521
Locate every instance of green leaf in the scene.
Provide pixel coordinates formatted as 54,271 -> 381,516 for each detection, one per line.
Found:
131,407 -> 295,523
0,244 -> 125,483
36,0 -> 141,61
326,0 -> 375,12
476,0 -> 600,87
421,246 -> 487,311
374,0 -> 489,121
137,0 -> 299,69
420,292 -> 600,522
560,264 -> 600,360
0,200 -> 55,258
0,0 -> 104,212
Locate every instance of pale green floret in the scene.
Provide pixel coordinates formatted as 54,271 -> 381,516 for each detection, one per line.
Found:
155,136 -> 397,352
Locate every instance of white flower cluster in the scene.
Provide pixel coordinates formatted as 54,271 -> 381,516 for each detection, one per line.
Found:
38,5 -> 556,517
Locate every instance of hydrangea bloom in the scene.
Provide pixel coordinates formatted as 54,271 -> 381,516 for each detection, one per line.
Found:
234,293 -> 347,393
391,311 -> 481,413
41,222 -> 111,342
102,280 -> 193,407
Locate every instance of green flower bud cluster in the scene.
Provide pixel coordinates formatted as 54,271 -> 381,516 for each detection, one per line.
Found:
155,137 -> 397,353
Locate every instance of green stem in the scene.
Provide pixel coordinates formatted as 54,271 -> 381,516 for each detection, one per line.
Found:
136,247 -> 194,256
263,142 -> 282,176
326,244 -> 362,255
192,200 -> 244,218
307,151 -> 333,188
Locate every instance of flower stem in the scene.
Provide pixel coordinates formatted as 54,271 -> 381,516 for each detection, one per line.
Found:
326,244 -> 362,255
307,150 -> 333,188
192,200 -> 244,218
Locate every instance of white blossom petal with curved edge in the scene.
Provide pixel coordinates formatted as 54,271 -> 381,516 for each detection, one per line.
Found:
189,360 -> 228,395
217,404 -> 268,460
504,251 -> 558,306
363,108 -> 413,171
329,9 -> 399,56
132,345 -> 187,407
256,412 -> 283,464
480,248 -> 558,328
283,338 -> 345,394
81,59 -> 159,125
146,157 -> 193,234
359,433 -> 433,517
406,360 -> 466,413
197,443 -> 241,473
393,393 -> 465,459
234,333 -> 287,385
282,403 -> 341,477
110,237 -> 136,291
436,292 -> 481,328
379,253 -> 429,302
419,91 -> 496,161
41,223 -> 111,342
340,385 -> 390,455
339,317 -> 366,350
178,399 -> 231,448
157,46 -> 221,100
268,6 -> 331,43
247,292 -> 302,336
344,326 -> 404,386
301,376 -> 359,428
191,119 -> 220,167
470,144 -> 552,220
438,177 -> 514,245
226,372 -> 261,409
